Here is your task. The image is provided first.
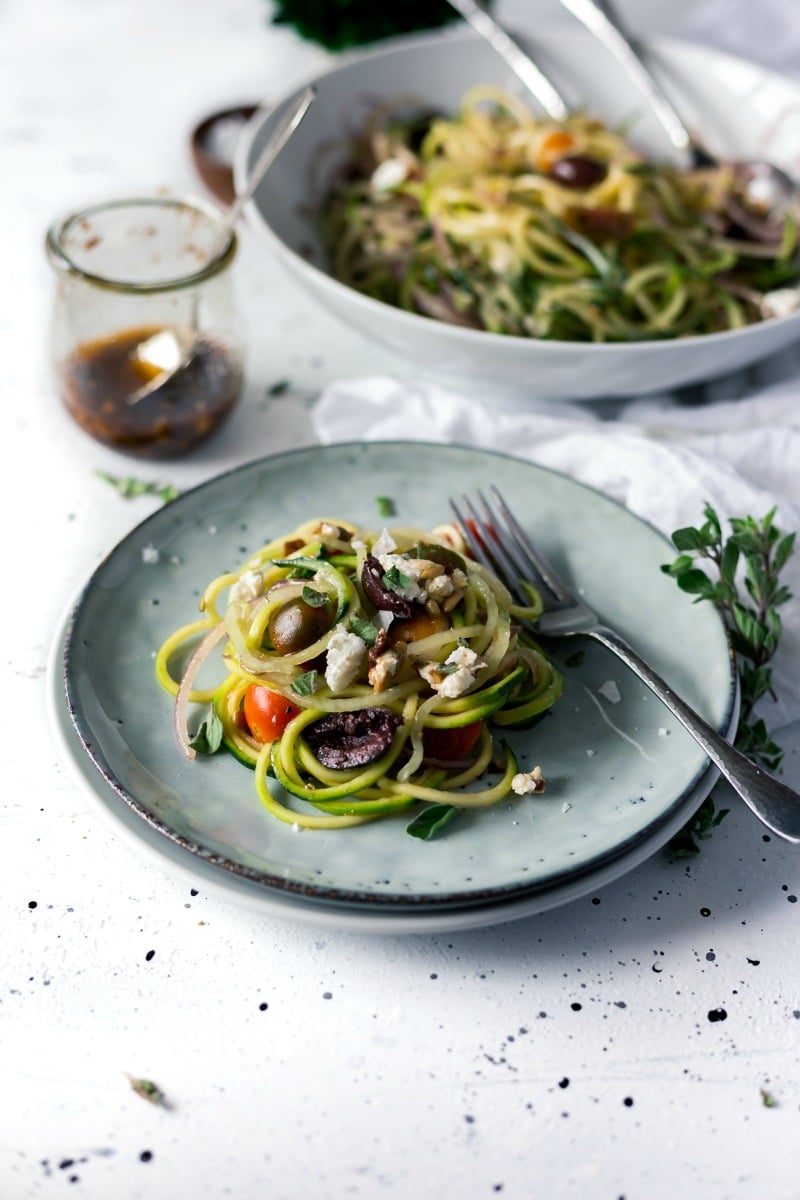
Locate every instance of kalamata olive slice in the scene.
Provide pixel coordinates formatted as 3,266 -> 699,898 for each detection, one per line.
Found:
361,554 -> 414,618
304,708 -> 403,769
549,155 -> 607,189
268,598 -> 331,655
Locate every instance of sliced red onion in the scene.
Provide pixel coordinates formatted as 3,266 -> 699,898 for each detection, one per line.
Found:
174,622 -> 228,760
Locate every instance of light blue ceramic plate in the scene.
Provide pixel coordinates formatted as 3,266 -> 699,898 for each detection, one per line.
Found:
61,443 -> 737,916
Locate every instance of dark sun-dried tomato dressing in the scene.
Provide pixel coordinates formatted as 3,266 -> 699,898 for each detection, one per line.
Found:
60,324 -> 242,459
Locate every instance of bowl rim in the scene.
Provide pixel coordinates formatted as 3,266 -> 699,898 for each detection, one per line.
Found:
236,25 -> 800,357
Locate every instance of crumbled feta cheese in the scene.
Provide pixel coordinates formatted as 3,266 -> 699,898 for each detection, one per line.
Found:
372,528 -> 397,556
425,573 -> 455,602
598,679 -> 621,704
658,727 -> 669,737
446,645 -> 484,672
229,569 -> 264,604
511,766 -> 545,795
324,624 -> 367,693
418,662 -> 465,698
370,158 -> 408,192
561,802 -> 572,814
377,553 -> 425,602
762,288 -> 800,319
419,644 -> 486,699
141,544 -> 160,564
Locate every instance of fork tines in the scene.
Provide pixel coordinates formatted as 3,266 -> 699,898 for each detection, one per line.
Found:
450,488 -> 543,607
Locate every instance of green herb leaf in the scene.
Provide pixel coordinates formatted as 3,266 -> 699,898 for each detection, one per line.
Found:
674,567 -> 718,599
302,586 -> 328,608
126,1075 -> 169,1107
189,707 -> 224,755
406,803 -> 459,840
97,471 -> 179,504
291,670 -> 318,697
760,1087 -> 778,1108
349,615 -> 378,646
672,525 -> 713,552
383,565 -> 412,592
667,794 -> 730,857
267,379 -> 290,397
376,495 -> 396,517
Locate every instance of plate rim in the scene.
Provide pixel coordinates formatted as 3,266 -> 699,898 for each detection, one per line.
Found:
48,611 -> 728,935
61,441 -> 739,912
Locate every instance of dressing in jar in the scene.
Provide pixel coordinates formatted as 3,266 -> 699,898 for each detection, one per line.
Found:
46,196 -> 244,458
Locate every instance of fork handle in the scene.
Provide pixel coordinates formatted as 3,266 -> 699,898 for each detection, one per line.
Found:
589,625 -> 800,843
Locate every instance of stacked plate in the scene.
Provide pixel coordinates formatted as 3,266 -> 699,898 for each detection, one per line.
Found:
50,443 -> 736,933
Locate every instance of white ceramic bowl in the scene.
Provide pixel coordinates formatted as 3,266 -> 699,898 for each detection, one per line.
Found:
237,27 -> 800,401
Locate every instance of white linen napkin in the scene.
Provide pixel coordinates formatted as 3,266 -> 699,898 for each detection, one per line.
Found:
312,373 -> 800,729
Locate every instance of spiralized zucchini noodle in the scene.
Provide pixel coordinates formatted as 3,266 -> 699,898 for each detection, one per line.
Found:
156,517 -> 563,833
323,85 -> 800,342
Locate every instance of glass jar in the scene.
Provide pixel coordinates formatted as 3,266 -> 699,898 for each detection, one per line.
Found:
46,196 -> 244,459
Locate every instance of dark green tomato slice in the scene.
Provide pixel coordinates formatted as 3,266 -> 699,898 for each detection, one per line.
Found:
268,598 -> 332,656
411,542 -> 467,572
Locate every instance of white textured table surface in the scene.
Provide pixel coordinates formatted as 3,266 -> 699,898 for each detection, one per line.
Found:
3,2 -> 800,1198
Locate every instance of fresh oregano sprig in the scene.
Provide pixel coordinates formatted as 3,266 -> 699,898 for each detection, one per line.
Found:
661,503 -> 795,854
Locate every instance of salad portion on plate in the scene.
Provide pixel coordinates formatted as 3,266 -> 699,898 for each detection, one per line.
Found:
157,514 -> 563,839
60,443 -> 737,915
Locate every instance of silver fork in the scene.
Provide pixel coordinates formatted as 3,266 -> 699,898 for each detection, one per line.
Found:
451,487 -> 800,844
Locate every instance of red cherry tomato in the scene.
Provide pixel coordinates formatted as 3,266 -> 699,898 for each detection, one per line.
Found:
423,721 -> 483,761
243,685 -> 301,743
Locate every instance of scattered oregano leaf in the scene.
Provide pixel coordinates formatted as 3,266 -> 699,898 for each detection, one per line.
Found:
126,1075 -> 169,1107
406,803 -> 458,841
97,471 -> 179,504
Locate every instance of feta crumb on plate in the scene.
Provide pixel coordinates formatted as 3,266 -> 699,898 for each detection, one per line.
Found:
511,766 -> 545,796
598,679 -> 621,703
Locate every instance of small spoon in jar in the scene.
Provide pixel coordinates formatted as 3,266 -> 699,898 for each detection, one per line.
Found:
553,0 -> 798,217
129,85 -> 316,403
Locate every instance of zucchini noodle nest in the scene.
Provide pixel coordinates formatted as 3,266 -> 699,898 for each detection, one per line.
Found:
323,85 -> 800,342
156,517 -> 564,833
